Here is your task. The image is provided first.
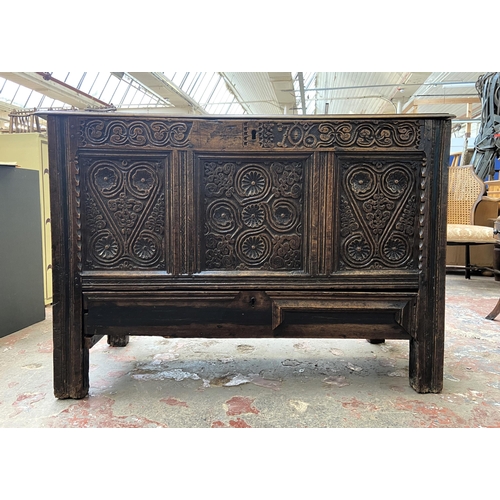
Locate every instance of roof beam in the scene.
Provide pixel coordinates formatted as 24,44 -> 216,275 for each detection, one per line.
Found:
268,72 -> 296,114
297,72 -> 307,115
407,96 -> 480,107
0,72 -> 110,108
127,72 -> 208,115
403,95 -> 480,113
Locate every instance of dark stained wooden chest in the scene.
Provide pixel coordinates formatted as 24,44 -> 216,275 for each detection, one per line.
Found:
44,111 -> 452,398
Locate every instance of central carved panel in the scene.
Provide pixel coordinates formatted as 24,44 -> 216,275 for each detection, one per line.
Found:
201,158 -> 304,271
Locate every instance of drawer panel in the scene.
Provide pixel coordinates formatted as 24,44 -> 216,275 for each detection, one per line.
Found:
267,291 -> 417,339
83,290 -> 416,340
84,290 -> 272,337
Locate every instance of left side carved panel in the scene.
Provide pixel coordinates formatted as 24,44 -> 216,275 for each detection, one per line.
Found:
81,156 -> 167,271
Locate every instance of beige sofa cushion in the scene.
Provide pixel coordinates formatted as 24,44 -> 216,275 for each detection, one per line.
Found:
447,224 -> 497,243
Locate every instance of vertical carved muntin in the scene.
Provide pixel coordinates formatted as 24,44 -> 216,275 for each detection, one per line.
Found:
199,156 -> 308,272
81,155 -> 168,271
337,157 -> 424,271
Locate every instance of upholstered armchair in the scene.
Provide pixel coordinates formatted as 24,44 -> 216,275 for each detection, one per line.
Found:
447,165 -> 499,278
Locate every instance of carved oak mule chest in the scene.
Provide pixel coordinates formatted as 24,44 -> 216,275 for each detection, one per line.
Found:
43,111 -> 452,399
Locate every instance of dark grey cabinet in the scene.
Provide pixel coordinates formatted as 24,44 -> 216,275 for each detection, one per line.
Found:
0,166 -> 45,338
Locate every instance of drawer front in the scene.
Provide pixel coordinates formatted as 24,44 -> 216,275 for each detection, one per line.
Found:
83,290 -> 416,340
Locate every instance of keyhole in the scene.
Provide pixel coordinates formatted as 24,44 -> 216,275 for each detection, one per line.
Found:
251,130 -> 257,140
250,296 -> 256,307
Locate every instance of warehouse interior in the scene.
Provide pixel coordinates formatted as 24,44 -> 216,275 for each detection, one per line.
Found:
1,64 -> 499,496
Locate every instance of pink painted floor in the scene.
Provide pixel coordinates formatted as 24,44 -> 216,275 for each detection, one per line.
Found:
1,273 -> 500,428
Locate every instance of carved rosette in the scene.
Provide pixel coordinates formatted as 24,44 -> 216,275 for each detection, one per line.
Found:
338,160 -> 420,270
79,119 -> 192,148
82,158 -> 166,270
244,120 -> 421,150
203,159 -> 304,271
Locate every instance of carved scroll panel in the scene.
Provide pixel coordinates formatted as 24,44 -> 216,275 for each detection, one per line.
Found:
244,120 -> 422,150
79,118 -> 192,148
82,156 -> 167,271
338,158 -> 422,271
201,158 -> 305,271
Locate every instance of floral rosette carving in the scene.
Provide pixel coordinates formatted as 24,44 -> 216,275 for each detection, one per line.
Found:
129,167 -> 157,197
348,169 -> 375,197
241,171 -> 266,196
132,232 -> 161,264
383,235 -> 409,264
95,234 -> 119,260
242,204 -> 265,228
268,200 -> 298,232
93,165 -> 121,195
238,233 -> 272,266
89,230 -> 122,265
344,235 -> 373,266
208,201 -> 237,232
235,165 -> 271,200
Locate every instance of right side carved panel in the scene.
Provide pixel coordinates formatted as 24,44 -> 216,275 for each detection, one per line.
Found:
337,157 -> 424,271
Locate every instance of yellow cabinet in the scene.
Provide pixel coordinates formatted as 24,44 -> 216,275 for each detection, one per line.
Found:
0,133 -> 52,304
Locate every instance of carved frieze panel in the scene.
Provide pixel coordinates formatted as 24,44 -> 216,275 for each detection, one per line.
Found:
79,119 -> 192,148
201,158 -> 304,271
82,157 -> 166,270
244,120 -> 422,150
338,159 -> 422,270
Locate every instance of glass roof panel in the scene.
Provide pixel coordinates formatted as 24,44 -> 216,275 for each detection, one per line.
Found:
97,75 -> 120,104
120,87 -> 140,108
168,72 -> 188,88
89,73 -> 112,99
186,73 -> 203,95
64,72 -> 86,88
10,86 -> 32,108
78,72 -> 101,94
24,91 -> 45,109
192,73 -> 218,104
179,72 -> 196,93
156,72 -> 244,114
111,79 -> 132,107
188,73 -> 208,100
0,79 -> 21,105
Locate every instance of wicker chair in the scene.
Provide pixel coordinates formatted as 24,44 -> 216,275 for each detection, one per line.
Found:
447,164 -> 498,278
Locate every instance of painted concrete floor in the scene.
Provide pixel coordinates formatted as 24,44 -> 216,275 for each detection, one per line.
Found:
1,273 -> 500,428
